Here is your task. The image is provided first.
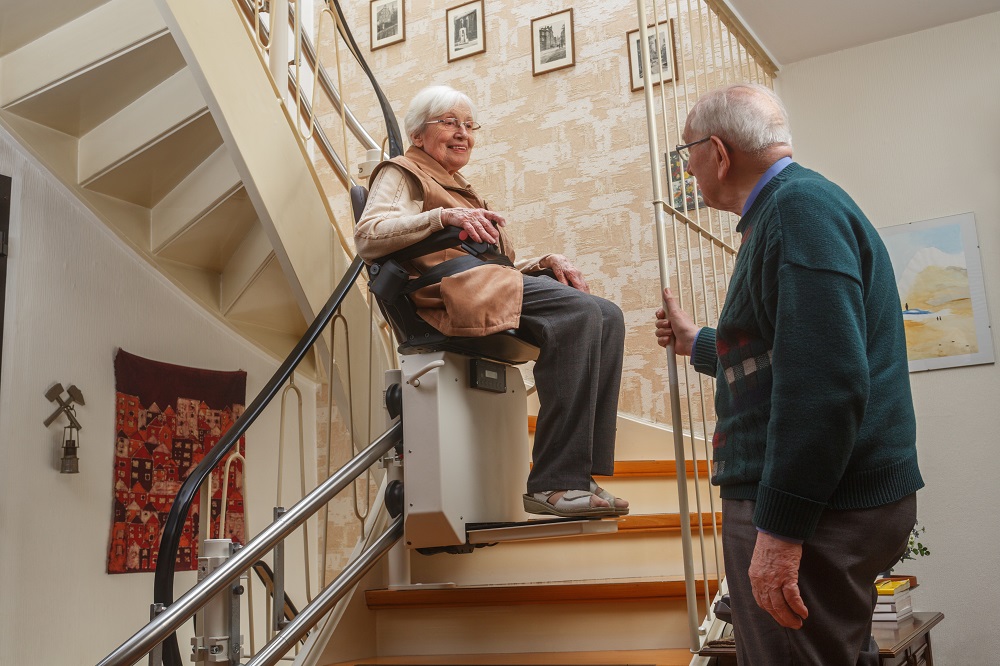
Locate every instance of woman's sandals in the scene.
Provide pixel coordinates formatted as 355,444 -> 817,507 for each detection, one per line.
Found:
523,486 -> 629,518
590,480 -> 629,516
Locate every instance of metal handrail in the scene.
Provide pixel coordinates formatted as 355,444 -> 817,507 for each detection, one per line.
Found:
114,3 -> 405,664
245,517 -> 402,666
97,421 -> 402,666
151,257 -> 365,666
234,0 -> 386,158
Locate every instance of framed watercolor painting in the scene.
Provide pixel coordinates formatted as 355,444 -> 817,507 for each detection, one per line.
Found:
880,212 -> 995,372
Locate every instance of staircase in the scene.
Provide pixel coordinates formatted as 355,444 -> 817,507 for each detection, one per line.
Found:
4,0 -> 724,663
308,414 -> 721,662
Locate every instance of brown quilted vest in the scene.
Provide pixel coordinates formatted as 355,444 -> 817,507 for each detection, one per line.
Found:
369,146 -> 523,337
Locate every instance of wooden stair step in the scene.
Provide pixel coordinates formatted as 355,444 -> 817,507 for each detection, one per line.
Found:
525,456 -> 711,479
616,512 -> 722,534
527,417 -> 711,478
596,459 -> 711,478
325,647 -> 697,665
365,578 -> 720,610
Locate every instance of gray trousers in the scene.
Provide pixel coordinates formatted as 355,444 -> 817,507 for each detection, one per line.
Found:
722,494 -> 917,665
517,275 -> 625,493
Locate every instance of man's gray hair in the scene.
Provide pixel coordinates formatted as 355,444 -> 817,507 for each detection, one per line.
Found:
687,83 -> 793,154
404,85 -> 478,144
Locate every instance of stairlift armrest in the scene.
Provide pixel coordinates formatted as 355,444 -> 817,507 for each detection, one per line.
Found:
374,227 -> 501,265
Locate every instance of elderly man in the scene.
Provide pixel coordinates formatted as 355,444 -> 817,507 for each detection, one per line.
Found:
654,83 -> 924,665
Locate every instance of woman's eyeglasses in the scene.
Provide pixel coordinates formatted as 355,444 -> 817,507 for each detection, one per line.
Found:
426,118 -> 482,132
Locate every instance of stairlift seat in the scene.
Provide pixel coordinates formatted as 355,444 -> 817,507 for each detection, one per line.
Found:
351,184 -> 541,364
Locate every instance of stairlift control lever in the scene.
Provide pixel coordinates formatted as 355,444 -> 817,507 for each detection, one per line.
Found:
405,360 -> 445,387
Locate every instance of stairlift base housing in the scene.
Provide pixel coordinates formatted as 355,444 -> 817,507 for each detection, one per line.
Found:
396,350 -> 531,550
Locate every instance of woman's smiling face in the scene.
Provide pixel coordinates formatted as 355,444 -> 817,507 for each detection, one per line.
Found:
413,103 -> 476,174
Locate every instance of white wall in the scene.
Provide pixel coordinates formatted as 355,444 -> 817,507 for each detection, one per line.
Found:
0,124 -> 318,665
776,12 -> 1000,664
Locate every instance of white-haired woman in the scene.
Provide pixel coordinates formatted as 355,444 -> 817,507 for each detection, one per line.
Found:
356,85 -> 627,518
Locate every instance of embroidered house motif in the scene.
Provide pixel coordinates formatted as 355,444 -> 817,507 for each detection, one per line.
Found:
107,350 -> 247,574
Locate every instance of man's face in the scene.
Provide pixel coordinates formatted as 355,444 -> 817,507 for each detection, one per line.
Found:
681,123 -> 719,209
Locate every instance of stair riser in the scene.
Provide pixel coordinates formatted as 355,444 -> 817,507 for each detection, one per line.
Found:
595,476 -> 717,515
409,532 -> 722,586
374,599 -> 709,656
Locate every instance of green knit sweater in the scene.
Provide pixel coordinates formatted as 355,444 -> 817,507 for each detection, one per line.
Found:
691,163 -> 923,541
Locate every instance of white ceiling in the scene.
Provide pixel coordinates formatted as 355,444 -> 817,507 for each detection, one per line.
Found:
3,0 -> 999,75
725,0 -> 1000,66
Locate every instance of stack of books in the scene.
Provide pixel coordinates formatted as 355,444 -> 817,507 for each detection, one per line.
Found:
873,577 -> 913,623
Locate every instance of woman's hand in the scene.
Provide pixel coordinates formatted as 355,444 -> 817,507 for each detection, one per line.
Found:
541,254 -> 589,293
654,288 -> 698,356
441,208 -> 506,244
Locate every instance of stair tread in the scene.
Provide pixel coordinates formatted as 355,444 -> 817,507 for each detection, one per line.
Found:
325,647 -> 696,665
601,459 -> 711,477
365,577 -> 721,610
616,512 -> 722,533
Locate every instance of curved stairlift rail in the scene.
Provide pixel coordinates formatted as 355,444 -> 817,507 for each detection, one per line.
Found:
138,1 -> 409,662
325,0 -> 404,159
147,256 -> 365,666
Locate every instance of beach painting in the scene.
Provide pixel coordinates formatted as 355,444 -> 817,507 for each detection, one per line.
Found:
880,212 -> 994,372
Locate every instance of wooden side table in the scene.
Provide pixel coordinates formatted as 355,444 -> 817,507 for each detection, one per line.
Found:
872,611 -> 944,665
696,611 -> 944,666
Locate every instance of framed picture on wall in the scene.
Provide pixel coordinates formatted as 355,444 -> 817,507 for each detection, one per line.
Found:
667,150 -> 705,211
446,0 -> 485,62
626,19 -> 677,91
370,0 -> 405,50
531,9 -> 575,76
879,212 -> 995,372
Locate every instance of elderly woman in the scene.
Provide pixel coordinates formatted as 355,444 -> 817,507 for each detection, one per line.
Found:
355,85 -> 627,518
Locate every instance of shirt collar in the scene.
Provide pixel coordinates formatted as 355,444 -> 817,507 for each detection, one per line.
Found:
741,156 -> 793,217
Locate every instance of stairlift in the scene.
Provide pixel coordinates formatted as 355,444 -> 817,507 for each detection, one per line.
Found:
351,186 -> 617,585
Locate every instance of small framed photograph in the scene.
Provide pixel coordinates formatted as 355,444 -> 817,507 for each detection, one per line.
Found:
531,9 -> 575,76
627,19 -> 677,92
667,150 -> 705,211
446,0 -> 485,62
370,0 -> 405,50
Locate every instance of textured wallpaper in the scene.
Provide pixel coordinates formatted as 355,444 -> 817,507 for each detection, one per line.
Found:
313,0 -> 730,428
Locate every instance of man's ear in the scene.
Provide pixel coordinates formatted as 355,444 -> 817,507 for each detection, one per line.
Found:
712,136 -> 731,181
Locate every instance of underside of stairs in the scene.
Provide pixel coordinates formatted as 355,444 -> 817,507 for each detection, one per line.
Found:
0,0 -> 342,374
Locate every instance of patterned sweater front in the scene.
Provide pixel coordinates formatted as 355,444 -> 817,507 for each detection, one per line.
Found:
691,163 -> 924,541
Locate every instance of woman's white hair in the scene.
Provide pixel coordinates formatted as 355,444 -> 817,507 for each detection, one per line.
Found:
404,85 -> 478,145
687,83 -> 793,154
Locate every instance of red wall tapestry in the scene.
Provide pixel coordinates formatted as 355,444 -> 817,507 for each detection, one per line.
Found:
107,349 -> 247,574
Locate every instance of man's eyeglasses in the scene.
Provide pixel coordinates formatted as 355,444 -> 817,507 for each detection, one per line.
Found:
425,118 -> 482,132
675,136 -> 712,162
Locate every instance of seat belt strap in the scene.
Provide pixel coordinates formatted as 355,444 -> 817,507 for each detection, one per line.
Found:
402,254 -> 514,295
